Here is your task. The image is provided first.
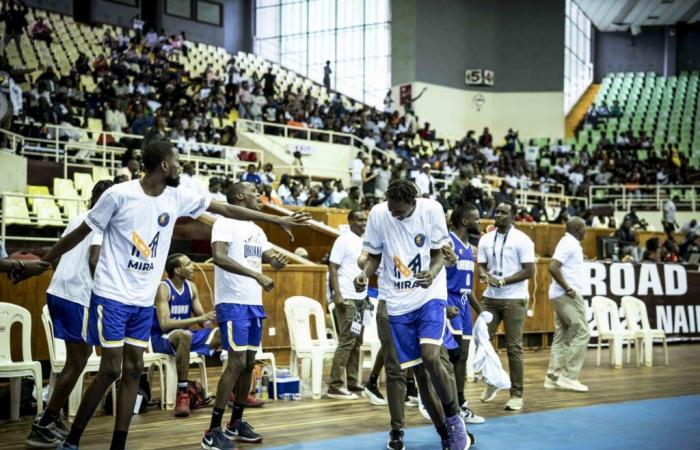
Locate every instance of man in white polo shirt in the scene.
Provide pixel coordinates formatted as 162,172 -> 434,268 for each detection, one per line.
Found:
545,217 -> 590,392
477,202 -> 535,411
327,210 -> 368,400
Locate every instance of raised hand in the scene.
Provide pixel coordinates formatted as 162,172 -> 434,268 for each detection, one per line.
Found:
278,211 -> 311,241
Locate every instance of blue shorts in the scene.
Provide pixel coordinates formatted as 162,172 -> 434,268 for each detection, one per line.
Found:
151,328 -> 218,356
46,294 -> 88,344
217,304 -> 265,352
388,299 -> 447,369
87,294 -> 152,348
447,293 -> 473,336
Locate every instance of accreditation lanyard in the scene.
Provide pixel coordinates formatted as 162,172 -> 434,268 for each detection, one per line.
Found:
491,227 -> 510,277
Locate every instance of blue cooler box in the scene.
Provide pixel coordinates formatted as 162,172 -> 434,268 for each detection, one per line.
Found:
268,376 -> 300,399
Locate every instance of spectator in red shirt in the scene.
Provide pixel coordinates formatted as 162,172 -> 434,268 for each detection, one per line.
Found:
29,16 -> 52,43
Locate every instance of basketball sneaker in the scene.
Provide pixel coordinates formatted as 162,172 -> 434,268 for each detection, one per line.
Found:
50,413 -> 70,439
24,422 -> 59,448
504,396 -> 523,411
327,386 -> 359,400
544,374 -> 558,389
224,420 -> 263,443
201,428 -> 236,450
175,391 -> 191,417
445,414 -> 470,450
459,401 -> 485,424
364,384 -> 388,406
479,383 -> 500,402
386,429 -> 405,450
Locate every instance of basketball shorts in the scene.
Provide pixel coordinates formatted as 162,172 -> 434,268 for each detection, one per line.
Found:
150,328 -> 218,356
87,294 -> 152,348
46,293 -> 88,344
216,303 -> 266,352
447,292 -> 473,337
388,299 -> 447,369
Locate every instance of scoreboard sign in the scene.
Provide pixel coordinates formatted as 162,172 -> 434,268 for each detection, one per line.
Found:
465,69 -> 494,86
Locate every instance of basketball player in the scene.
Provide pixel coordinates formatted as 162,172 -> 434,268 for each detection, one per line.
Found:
444,202 -> 485,424
29,141 -> 308,450
24,180 -> 113,448
202,181 -> 289,450
354,179 -> 470,450
152,253 -> 221,418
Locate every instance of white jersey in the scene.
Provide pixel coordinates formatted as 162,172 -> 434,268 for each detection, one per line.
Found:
47,212 -> 103,306
212,218 -> 271,305
363,198 -> 450,315
85,180 -> 210,307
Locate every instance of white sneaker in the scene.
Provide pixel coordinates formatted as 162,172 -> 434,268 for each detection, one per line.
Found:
544,376 -> 558,389
404,396 -> 419,407
327,386 -> 359,400
460,401 -> 486,424
480,384 -> 500,403
556,376 -> 589,392
504,396 -> 523,411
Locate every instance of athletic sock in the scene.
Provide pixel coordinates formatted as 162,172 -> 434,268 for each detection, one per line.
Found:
457,393 -> 466,407
367,373 -> 379,388
38,408 -> 59,427
109,430 -> 128,450
436,424 -> 449,441
210,407 -> 225,430
230,402 -> 245,424
178,381 -> 188,394
65,426 -> 85,447
442,400 -> 459,417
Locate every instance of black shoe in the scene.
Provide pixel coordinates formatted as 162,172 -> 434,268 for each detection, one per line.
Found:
50,413 -> 70,439
24,423 -> 60,448
468,431 -> 476,446
387,429 -> 405,450
201,428 -> 235,450
364,384 -> 388,406
224,420 -> 262,443
406,381 -> 418,399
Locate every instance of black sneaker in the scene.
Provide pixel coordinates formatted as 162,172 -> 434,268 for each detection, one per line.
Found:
201,428 -> 236,450
387,429 -> 405,450
223,420 -> 262,443
24,422 -> 60,448
468,431 -> 476,446
50,413 -> 70,439
364,384 -> 388,406
406,381 -> 418,399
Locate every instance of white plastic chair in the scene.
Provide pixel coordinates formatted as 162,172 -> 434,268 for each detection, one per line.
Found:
41,305 -> 116,419
621,296 -> 668,367
0,303 -> 43,420
284,296 -> 337,399
255,347 -> 277,401
143,341 -> 172,410
591,296 -> 640,369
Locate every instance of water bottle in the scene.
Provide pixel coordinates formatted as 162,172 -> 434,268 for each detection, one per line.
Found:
261,374 -> 269,400
255,375 -> 262,399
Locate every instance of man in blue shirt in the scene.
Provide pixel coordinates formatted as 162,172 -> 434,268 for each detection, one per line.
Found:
241,164 -> 261,185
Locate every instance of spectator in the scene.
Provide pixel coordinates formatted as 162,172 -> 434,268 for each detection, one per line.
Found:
415,163 -> 436,199
662,196 -> 679,234
262,67 -> 276,98
241,163 -> 262,185
1,0 -> 28,61
329,180 -> 348,206
616,219 -> 639,261
349,152 -> 365,187
283,183 -> 304,206
131,14 -> 145,41
260,184 -> 282,206
260,163 -> 275,186
306,184 -> 331,207
680,219 -> 700,237
478,127 -> 492,148
323,60 -> 332,91
179,162 -> 205,196
338,186 -> 361,211
623,206 -> 641,228
529,199 -> 549,223
207,177 -> 227,202
660,238 -> 679,263
29,16 -> 52,43
361,157 -> 377,198
374,161 -> 391,199
277,174 -> 292,201
642,237 -> 661,262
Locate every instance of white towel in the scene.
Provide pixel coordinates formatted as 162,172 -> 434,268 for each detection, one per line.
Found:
473,311 -> 511,389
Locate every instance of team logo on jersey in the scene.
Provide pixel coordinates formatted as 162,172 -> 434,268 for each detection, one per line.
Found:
414,234 -> 426,247
158,212 -> 170,227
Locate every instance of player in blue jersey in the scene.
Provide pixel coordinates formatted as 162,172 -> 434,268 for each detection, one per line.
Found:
444,202 -> 486,424
152,253 -> 221,418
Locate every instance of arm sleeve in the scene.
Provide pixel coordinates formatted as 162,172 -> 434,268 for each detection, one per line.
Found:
329,237 -> 345,265
363,210 -> 383,255
429,202 -> 450,250
518,234 -> 536,263
85,189 -> 118,233
211,218 -> 232,244
177,187 -> 211,219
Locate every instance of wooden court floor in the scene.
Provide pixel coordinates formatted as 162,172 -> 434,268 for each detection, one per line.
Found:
1,344 -> 699,449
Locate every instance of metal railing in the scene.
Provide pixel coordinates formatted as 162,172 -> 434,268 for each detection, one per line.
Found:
0,192 -> 84,243
589,184 -> 699,212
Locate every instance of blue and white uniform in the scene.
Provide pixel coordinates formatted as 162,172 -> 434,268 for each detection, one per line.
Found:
84,180 -> 210,348
150,279 -> 217,356
445,231 -> 475,337
212,218 -> 271,352
46,212 -> 102,343
363,198 -> 451,369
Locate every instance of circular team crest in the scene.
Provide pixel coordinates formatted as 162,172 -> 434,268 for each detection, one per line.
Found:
414,233 -> 426,247
158,212 -> 170,227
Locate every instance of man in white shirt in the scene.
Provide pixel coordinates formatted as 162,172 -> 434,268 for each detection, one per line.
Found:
327,210 -> 368,400
477,202 -> 535,411
36,141 -> 307,450
354,180 -> 470,450
206,181 -> 289,448
24,181 -> 111,448
546,217 -> 590,392
350,152 -> 365,188
415,163 -> 436,199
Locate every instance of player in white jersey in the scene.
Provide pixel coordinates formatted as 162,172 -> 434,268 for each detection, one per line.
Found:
354,179 -> 470,450
202,182 -> 289,450
25,180 -> 112,448
29,141 -> 308,450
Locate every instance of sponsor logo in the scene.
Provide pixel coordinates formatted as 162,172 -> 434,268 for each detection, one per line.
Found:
158,212 -> 170,227
414,233 -> 426,247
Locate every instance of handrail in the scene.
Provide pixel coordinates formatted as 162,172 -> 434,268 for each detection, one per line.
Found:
262,203 -> 340,237
589,184 -> 698,212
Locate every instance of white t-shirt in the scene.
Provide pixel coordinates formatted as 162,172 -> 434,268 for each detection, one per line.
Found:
85,180 -> 210,307
363,199 -> 450,315
47,212 -> 103,306
329,230 -> 366,300
477,227 -> 535,300
350,159 -> 365,184
212,218 -> 272,305
549,232 -> 584,298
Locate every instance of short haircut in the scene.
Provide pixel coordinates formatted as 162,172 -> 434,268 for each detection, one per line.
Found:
90,179 -> 114,208
141,140 -> 174,172
349,186 -> 360,194
165,253 -> 185,278
451,202 -> 479,229
226,181 -> 249,204
347,209 -> 361,223
497,201 -> 516,217
386,179 -> 418,203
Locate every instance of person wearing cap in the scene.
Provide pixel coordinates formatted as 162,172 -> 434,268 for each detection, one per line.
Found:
415,163 -> 436,199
